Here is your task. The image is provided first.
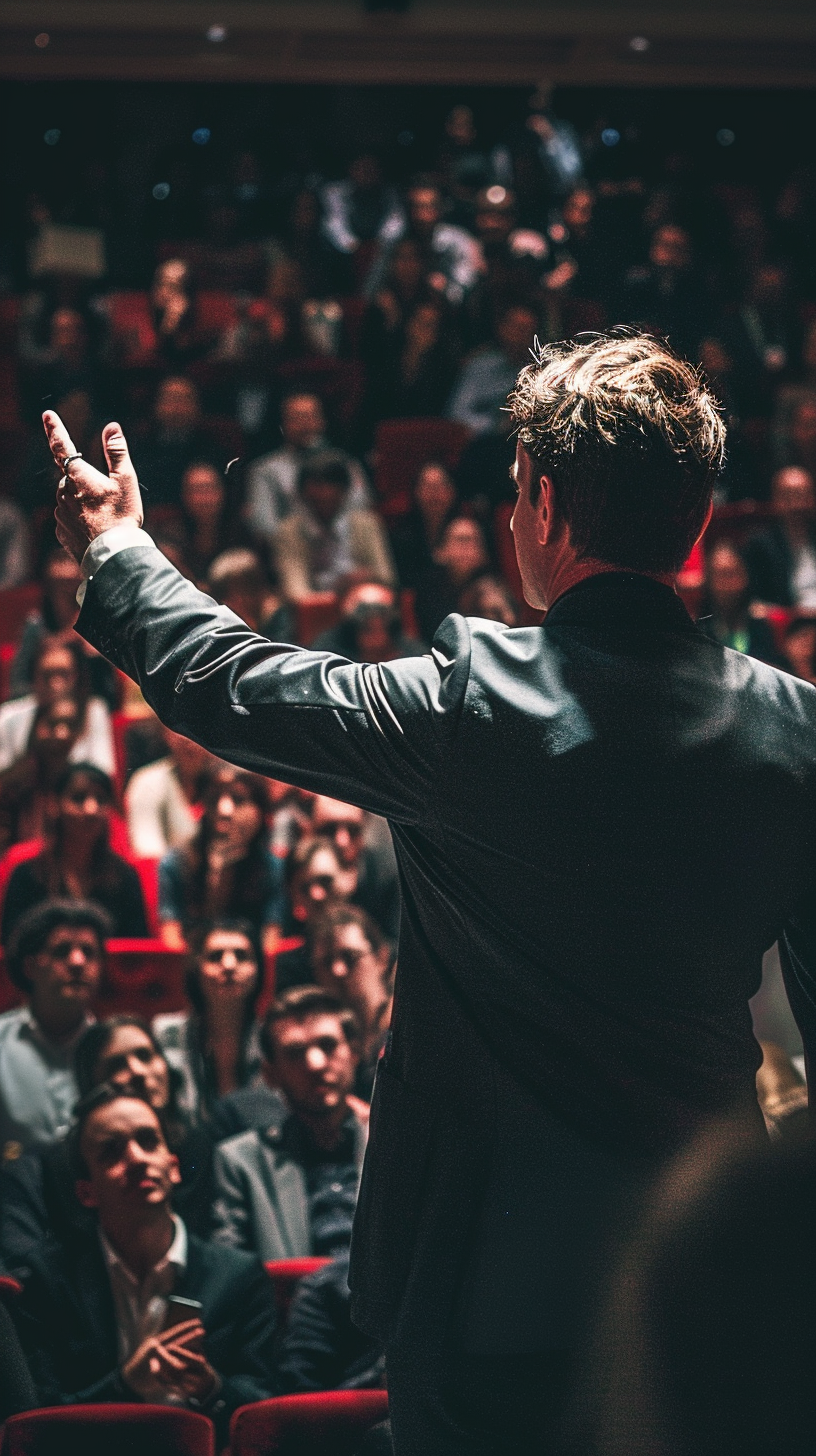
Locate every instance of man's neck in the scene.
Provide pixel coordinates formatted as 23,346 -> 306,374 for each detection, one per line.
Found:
545,558 -> 675,613
294,1102 -> 349,1152
29,1000 -> 86,1048
101,1207 -> 175,1284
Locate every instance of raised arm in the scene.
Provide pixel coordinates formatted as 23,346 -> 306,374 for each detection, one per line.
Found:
43,410 -> 469,824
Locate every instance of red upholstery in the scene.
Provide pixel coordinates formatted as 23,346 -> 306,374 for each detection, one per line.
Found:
230,1390 -> 389,1456
0,641 -> 15,703
98,939 -> 187,1018
373,418 -> 471,520
133,858 -> 160,936
264,1257 -> 331,1317
3,1404 -> 215,1456
0,584 -> 42,646
0,1275 -> 23,1299
295,594 -> 340,647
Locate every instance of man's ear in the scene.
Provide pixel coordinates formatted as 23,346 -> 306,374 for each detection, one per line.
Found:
536,473 -> 558,545
75,1178 -> 97,1210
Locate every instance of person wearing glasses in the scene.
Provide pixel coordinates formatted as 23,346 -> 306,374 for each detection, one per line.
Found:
0,900 -> 108,1162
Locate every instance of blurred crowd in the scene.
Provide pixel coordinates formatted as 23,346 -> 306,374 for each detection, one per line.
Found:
0,88 -> 814,1445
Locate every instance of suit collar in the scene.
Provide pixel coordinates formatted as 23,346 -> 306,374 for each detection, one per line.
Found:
544,571 -> 698,634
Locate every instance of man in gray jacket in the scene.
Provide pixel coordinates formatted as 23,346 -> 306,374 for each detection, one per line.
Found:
212,987 -> 369,1261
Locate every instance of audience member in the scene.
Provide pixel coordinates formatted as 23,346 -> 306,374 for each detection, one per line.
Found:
618,223 -> 710,363
14,1087 -> 277,1444
0,900 -> 107,1159
176,461 -> 248,583
413,514 -> 490,643
312,577 -> 425,664
783,612 -> 816,684
0,696 -> 80,855
320,153 -> 405,261
212,987 -> 367,1260
158,763 -> 283,952
1,763 -> 148,944
773,316 -> 816,464
0,636 -> 114,778
388,460 -> 459,589
721,261 -> 802,417
10,548 -> 83,698
125,726 -> 212,860
245,393 -> 370,548
281,835 -> 348,942
310,796 -> 400,941
697,541 -> 784,665
447,303 -> 538,435
274,451 -> 396,604
745,466 -> 816,607
153,918 -> 265,1123
131,376 -> 219,508
278,1250 -> 384,1393
206,547 -> 281,635
0,498 -> 30,589
311,904 -> 394,1100
458,573 -> 520,626
370,175 -> 483,306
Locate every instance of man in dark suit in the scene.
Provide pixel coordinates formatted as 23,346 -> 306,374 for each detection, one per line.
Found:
13,1088 -> 277,1445
43,330 -> 816,1455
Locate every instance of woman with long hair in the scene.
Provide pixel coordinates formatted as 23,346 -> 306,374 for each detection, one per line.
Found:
152,917 -> 265,1122
0,763 -> 148,945
0,634 -> 114,777
158,762 -> 284,953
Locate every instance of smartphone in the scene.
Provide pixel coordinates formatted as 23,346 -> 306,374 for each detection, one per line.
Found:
163,1295 -> 203,1332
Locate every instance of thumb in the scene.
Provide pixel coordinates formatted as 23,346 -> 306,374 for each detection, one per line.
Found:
102,421 -> 136,481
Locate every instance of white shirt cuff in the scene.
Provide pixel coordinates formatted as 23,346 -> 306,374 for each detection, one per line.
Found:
77,524 -> 154,606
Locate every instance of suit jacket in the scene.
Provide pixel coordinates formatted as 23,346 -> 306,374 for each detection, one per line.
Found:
13,1226 -> 277,1440
77,550 -> 816,1347
211,1107 -> 368,1261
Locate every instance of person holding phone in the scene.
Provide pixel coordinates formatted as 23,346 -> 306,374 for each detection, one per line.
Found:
14,1086 -> 277,1444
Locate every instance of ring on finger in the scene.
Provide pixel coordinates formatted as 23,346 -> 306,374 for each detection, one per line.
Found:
60,452 -> 84,474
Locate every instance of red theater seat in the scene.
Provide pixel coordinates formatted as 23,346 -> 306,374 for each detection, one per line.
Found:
295,594 -> 340,647
98,939 -> 187,1018
2,1405 -> 214,1456
264,1257 -> 331,1318
0,584 -> 42,647
373,418 -> 471,520
230,1390 -> 389,1456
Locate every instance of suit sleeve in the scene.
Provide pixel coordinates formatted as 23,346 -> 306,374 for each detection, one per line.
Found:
210,1144 -> 252,1251
76,544 -> 470,824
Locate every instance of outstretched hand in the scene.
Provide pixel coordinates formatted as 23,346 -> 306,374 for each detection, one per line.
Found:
42,410 -> 144,565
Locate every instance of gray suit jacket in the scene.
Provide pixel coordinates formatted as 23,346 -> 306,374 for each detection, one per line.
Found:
211,1109 -> 368,1261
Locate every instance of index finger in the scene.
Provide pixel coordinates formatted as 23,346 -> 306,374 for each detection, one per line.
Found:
157,1318 -> 203,1345
42,410 -> 78,470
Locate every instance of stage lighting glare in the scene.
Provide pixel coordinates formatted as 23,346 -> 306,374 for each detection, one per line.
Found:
601,128 -> 621,148
716,128 -> 736,147
44,129 -> 61,146
152,182 -> 171,200
34,32 -> 50,48
486,186 -> 507,205
629,35 -> 650,53
192,128 -> 211,145
206,24 -> 227,43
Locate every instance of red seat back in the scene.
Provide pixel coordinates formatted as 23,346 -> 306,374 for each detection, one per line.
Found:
3,1404 -> 214,1456
264,1257 -> 331,1318
230,1391 -> 389,1456
295,594 -> 340,647
373,418 -> 471,520
98,939 -> 187,1018
0,584 -> 42,647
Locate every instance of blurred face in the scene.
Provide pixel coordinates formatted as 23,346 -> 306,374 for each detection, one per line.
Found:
497,308 -> 537,364
301,476 -> 347,526
292,846 -> 344,921
436,518 -> 488,584
563,188 -> 594,233
356,612 -> 395,662
472,578 -> 517,626
391,240 -> 424,293
785,624 -> 816,680
76,1098 -> 180,1219
476,200 -> 514,247
94,1024 -> 170,1111
409,187 -> 442,232
773,467 -> 816,519
44,554 -> 82,627
791,405 -> 816,455
700,338 -> 732,378
34,697 -> 80,758
313,922 -> 391,1025
154,258 -> 189,294
311,797 -> 365,868
406,302 -> 441,350
181,465 -> 224,526
198,929 -> 259,1003
155,377 -> 199,433
51,308 -> 86,358
446,105 -> 476,146
751,264 -> 786,306
267,1013 -> 357,1117
650,226 -> 691,271
708,547 -> 749,612
282,395 -> 324,448
58,769 -> 111,842
34,645 -> 77,706
26,924 -> 102,1022
207,774 -> 264,853
416,463 -> 456,520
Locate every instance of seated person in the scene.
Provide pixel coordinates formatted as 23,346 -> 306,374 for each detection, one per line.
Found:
1,1014 -> 215,1268
278,1250 -> 384,1394
14,1087 -> 277,1444
744,466 -> 816,608
158,762 -> 283,953
0,695 -> 80,856
206,548 -> 282,636
125,725 -> 212,860
10,544 -> 117,709
696,541 -> 785,666
388,461 -> 459,590
311,904 -> 394,1100
0,900 -> 108,1160
0,635 -> 114,778
310,795 -> 400,941
279,834 -> 350,949
1,764 -> 148,945
312,577 -> 426,664
446,303 -> 538,436
130,375 -> 220,508
211,987 -> 368,1261
178,461 -> 253,585
413,514 -> 490,644
245,392 -> 371,548
457,573 -> 520,626
274,452 -> 396,606
153,918 -> 266,1124
783,612 -> 816,685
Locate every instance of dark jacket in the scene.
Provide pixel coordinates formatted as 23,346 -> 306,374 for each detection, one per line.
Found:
76,551 -> 816,1350
1,852 -> 148,945
745,521 -> 816,608
13,1226 -> 277,1443
278,1252 -> 384,1393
